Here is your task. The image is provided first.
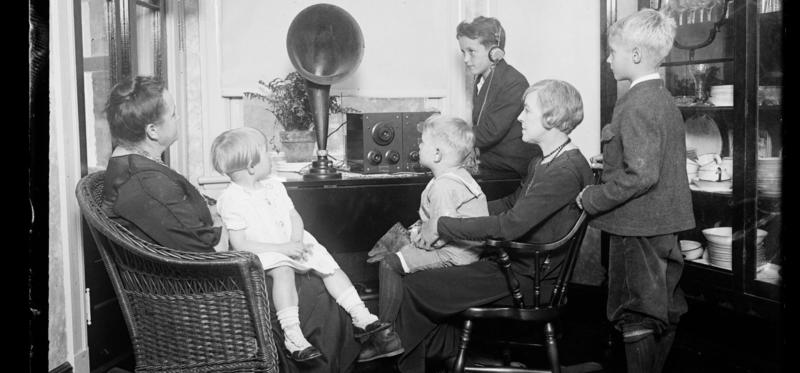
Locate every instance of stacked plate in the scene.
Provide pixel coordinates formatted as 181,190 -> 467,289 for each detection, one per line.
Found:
706,243 -> 732,269
708,85 -> 733,106
702,227 -> 768,270
757,157 -> 781,196
686,158 -> 699,182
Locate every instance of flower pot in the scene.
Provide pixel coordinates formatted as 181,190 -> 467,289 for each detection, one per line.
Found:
279,130 -> 316,162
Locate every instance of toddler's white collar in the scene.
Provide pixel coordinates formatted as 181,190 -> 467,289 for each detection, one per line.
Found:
630,73 -> 662,88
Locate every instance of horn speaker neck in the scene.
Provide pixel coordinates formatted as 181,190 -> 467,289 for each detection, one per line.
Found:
286,4 -> 364,180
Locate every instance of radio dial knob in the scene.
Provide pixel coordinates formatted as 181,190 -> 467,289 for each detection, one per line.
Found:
385,150 -> 400,164
408,151 -> 419,162
371,122 -> 395,146
367,150 -> 383,165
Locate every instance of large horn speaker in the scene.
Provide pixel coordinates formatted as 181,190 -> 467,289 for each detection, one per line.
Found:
287,3 -> 364,179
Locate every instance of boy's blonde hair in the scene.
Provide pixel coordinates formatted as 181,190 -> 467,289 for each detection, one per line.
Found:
608,8 -> 676,67
211,127 -> 268,175
523,79 -> 584,135
416,114 -> 475,166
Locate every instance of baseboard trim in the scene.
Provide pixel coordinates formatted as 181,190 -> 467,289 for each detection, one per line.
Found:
49,362 -> 72,373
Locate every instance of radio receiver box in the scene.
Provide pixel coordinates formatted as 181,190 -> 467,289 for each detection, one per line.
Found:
345,112 -> 437,174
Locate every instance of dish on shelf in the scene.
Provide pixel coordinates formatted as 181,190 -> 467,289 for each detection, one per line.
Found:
757,85 -> 781,105
685,114 -> 723,156
702,227 -> 768,247
674,95 -> 696,106
680,240 -> 704,260
691,178 -> 732,192
708,85 -> 733,106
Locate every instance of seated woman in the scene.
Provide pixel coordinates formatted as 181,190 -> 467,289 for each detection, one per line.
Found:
374,79 -> 594,372
101,76 -> 361,372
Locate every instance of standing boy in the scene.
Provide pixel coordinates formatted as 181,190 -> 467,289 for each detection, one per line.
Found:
576,9 -> 695,373
456,16 -> 540,178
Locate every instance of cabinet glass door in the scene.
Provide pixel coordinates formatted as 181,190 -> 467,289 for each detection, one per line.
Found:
749,0 -> 782,294
654,0 -> 737,276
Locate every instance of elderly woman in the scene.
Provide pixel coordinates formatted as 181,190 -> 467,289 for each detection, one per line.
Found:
102,76 -> 361,373
372,79 -> 594,372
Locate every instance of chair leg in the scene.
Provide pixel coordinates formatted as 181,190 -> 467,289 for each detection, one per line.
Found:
545,322 -> 560,373
452,319 -> 473,373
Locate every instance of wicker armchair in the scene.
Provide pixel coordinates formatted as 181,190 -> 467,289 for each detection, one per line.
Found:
76,171 -> 279,373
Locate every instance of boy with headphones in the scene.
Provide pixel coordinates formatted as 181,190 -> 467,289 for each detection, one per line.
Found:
456,16 -> 541,178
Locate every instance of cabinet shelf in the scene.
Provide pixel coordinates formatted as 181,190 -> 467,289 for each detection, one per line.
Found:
661,57 -> 734,67
678,105 -> 733,111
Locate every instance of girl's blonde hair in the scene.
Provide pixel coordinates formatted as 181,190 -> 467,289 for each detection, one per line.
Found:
608,8 -> 676,67
211,127 -> 268,175
416,114 -> 476,167
523,79 -> 584,135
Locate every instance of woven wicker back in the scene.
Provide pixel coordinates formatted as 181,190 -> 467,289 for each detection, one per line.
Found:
76,171 -> 279,373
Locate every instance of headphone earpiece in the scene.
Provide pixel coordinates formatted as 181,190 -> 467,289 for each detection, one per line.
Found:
488,47 -> 505,63
488,24 -> 505,63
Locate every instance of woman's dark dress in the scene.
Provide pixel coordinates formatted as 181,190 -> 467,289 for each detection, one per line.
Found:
103,154 -> 360,373
393,149 -> 593,372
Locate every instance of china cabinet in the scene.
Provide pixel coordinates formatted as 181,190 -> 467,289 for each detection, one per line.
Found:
601,0 -> 784,320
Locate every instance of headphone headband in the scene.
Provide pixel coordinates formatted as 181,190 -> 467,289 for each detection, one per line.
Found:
488,23 -> 505,63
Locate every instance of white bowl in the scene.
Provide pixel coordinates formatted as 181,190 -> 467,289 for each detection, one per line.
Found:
702,227 -> 767,247
680,240 -> 704,260
683,247 -> 704,260
692,179 -> 732,191
680,240 -> 702,251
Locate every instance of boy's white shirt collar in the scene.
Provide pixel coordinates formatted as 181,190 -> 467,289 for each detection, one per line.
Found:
630,73 -> 662,88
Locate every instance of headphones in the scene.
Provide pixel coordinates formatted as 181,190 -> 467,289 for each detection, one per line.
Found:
488,23 -> 505,63
476,21 -> 504,129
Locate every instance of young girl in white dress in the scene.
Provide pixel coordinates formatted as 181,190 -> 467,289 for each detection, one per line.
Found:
211,127 -> 401,362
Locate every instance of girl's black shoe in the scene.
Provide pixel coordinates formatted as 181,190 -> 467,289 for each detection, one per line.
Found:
289,346 -> 323,362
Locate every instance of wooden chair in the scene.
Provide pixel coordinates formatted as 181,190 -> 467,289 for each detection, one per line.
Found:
451,209 -> 592,373
76,171 -> 279,373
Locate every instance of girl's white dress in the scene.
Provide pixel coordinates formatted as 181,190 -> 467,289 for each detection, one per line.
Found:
216,177 -> 339,275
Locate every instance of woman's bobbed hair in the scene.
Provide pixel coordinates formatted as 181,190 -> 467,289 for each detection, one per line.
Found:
522,79 -> 584,134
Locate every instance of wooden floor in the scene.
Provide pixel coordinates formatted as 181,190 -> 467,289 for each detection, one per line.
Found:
353,284 -> 786,373
102,284 -> 785,373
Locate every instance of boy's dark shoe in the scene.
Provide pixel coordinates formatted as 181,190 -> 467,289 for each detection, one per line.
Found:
358,328 -> 404,362
354,320 -> 392,339
289,345 -> 323,362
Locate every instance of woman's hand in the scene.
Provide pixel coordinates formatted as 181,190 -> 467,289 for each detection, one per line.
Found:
589,154 -> 604,170
576,186 -> 590,210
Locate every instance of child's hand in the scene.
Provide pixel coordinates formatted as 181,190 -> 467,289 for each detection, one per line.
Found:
421,217 -> 440,248
409,226 -> 423,247
282,242 -> 308,260
302,243 -> 314,261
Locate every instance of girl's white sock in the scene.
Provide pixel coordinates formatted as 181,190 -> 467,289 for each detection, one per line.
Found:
334,286 -> 378,329
276,306 -> 311,352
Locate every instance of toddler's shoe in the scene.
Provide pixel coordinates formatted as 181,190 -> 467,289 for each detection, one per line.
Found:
354,320 -> 392,339
357,328 -> 404,362
288,345 -> 322,362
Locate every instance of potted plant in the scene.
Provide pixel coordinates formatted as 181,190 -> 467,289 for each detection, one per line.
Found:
244,71 -> 356,162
